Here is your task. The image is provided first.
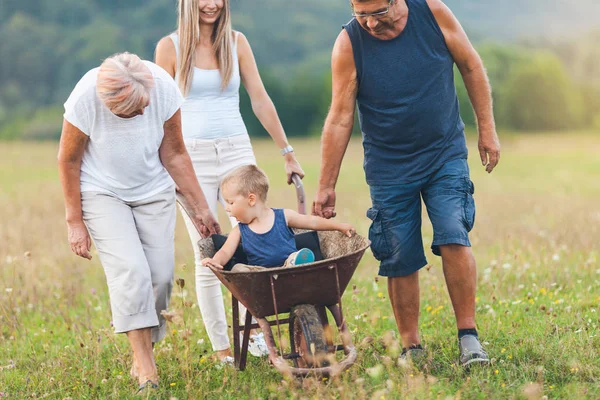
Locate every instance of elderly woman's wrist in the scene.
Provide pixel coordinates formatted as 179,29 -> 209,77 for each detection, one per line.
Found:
66,217 -> 84,225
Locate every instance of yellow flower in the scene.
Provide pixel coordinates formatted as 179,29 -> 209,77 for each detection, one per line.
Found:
501,348 -> 506,354
377,292 -> 384,298
170,382 -> 177,387
426,306 -> 432,312
495,370 -> 499,374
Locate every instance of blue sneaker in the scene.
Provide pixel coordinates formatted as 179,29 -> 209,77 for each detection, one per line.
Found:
289,248 -> 315,266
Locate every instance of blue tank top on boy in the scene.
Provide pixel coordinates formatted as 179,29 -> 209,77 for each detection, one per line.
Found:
343,0 -> 468,185
238,208 -> 297,268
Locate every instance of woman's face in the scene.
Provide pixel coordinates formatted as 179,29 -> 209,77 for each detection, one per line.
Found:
198,0 -> 224,25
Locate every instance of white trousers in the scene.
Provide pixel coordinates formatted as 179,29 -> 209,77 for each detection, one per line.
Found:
82,188 -> 176,343
181,135 -> 256,351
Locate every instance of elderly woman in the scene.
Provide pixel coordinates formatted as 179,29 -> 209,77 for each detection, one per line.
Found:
57,52 -> 220,392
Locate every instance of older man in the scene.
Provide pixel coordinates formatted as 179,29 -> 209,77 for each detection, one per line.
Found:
313,0 -> 500,366
58,52 -> 220,392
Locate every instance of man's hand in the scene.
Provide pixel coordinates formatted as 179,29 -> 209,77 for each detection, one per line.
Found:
67,220 -> 92,260
312,187 -> 337,219
478,129 -> 500,173
202,258 -> 223,270
193,209 -> 222,238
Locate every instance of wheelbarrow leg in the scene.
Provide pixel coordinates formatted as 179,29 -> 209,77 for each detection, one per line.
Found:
240,311 -> 252,370
232,295 -> 241,368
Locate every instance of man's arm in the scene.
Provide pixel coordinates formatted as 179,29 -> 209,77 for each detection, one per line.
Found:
313,29 -> 358,217
427,0 -> 500,173
159,110 -> 221,237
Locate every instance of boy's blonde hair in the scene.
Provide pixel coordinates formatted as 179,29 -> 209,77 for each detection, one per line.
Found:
222,165 -> 269,202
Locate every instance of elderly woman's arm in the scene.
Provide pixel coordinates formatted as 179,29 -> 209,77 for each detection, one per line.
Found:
57,120 -> 92,260
160,110 -> 221,237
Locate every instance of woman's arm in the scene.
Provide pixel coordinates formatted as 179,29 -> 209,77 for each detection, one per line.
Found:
202,227 -> 242,269
155,36 -> 177,78
237,32 -> 305,184
159,110 -> 221,237
57,120 -> 92,260
284,209 -> 355,237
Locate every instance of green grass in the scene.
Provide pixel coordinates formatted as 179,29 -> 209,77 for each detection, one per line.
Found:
1,132 -> 600,399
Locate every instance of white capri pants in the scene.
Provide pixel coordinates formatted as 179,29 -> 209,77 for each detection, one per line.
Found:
82,187 -> 176,343
181,135 -> 256,351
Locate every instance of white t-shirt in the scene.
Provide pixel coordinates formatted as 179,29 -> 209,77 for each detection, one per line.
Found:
64,61 -> 184,202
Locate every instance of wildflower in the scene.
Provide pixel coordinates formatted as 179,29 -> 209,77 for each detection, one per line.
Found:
377,292 -> 384,298
495,369 -> 499,374
170,383 -> 176,387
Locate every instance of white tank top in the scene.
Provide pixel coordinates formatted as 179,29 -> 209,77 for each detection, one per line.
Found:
169,33 -> 249,140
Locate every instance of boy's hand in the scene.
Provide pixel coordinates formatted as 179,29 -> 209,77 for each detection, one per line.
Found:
339,223 -> 356,238
202,258 -> 224,270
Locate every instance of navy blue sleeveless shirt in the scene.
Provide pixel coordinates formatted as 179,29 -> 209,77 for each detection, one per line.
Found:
343,0 -> 467,185
238,208 -> 297,268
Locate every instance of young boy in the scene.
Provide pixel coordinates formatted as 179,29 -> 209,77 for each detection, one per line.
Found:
202,165 -> 355,271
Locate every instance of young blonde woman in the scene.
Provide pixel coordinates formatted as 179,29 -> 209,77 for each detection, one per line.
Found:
155,0 -> 304,363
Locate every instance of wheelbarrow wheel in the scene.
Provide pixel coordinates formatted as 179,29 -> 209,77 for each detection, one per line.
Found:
289,304 -> 330,368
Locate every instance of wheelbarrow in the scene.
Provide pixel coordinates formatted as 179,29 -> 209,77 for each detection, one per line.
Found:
177,175 -> 370,376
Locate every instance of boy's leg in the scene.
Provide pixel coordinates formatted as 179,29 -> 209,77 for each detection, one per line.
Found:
231,264 -> 266,272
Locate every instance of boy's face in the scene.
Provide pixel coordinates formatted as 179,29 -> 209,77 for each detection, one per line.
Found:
222,182 -> 255,223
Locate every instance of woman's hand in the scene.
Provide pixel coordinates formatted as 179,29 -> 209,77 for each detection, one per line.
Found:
193,209 -> 222,239
338,223 -> 356,238
202,258 -> 223,270
284,153 -> 305,185
67,220 -> 92,260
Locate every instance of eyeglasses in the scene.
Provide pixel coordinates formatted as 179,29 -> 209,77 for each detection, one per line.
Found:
351,0 -> 394,18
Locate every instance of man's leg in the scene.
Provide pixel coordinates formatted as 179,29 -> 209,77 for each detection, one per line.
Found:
388,271 -> 421,348
367,182 -> 427,353
439,245 -> 476,330
422,158 -> 488,365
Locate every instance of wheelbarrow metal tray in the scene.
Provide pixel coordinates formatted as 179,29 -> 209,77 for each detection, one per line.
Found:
209,233 -> 369,318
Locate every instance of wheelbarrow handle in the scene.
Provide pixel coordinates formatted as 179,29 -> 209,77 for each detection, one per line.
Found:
291,173 -> 306,215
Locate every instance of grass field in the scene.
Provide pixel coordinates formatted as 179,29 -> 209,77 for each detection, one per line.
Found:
1,132 -> 600,399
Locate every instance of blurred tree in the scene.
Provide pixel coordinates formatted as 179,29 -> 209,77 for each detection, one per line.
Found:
503,52 -> 584,131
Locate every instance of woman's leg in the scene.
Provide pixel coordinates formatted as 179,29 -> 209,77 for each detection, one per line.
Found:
82,192 -> 159,385
215,136 -> 269,354
131,188 -> 177,343
182,142 -> 232,357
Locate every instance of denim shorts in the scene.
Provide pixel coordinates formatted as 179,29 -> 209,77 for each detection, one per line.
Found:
367,158 -> 476,277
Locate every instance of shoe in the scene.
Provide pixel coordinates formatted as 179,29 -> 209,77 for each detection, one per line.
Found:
243,332 -> 270,357
398,344 -> 427,367
220,355 -> 234,365
459,335 -> 490,367
290,248 -> 315,266
136,379 -> 158,396
215,355 -> 234,370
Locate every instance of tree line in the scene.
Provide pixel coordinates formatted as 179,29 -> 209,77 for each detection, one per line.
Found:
0,1 -> 598,140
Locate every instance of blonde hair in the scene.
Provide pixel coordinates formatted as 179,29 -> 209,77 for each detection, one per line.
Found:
222,165 -> 270,202
96,53 -> 154,116
176,0 -> 234,95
